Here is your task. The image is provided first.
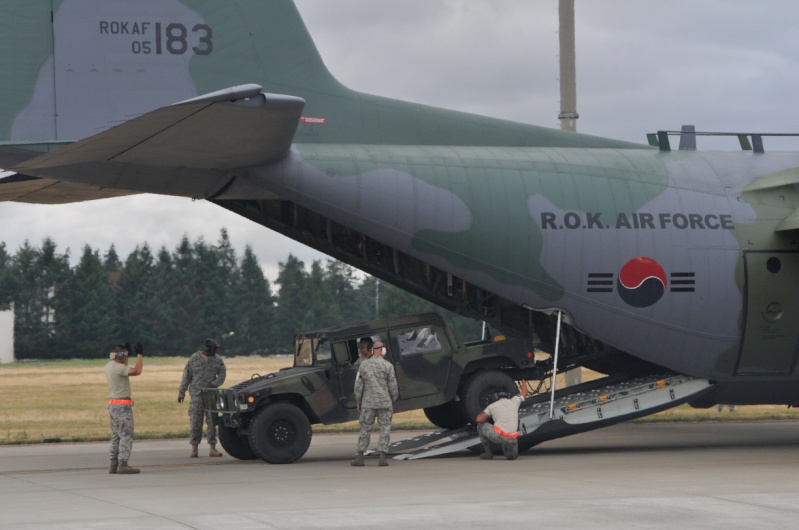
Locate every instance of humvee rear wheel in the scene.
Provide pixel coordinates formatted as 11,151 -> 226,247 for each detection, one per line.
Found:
248,402 -> 312,464
460,370 -> 517,424
219,425 -> 258,460
423,400 -> 468,429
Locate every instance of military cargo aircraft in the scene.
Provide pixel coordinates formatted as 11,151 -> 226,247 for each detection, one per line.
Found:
3,1 -> 799,449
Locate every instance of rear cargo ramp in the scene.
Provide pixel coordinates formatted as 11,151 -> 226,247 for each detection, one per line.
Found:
393,374 -> 714,460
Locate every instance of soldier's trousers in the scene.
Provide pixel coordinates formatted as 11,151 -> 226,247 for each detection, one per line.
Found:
357,407 -> 393,454
188,396 -> 218,445
477,422 -> 519,460
108,404 -> 134,463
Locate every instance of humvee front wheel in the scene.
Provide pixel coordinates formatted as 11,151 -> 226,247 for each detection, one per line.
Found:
219,425 -> 258,460
248,402 -> 312,464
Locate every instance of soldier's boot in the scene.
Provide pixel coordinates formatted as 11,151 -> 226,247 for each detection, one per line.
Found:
209,444 -> 223,457
116,461 -> 140,474
190,444 -> 198,458
378,452 -> 389,467
479,451 -> 494,460
109,460 -> 118,474
350,453 -> 365,467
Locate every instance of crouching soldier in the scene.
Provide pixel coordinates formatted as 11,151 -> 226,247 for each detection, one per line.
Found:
475,381 -> 529,460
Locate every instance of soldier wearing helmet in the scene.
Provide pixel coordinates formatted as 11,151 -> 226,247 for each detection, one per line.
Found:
178,338 -> 227,458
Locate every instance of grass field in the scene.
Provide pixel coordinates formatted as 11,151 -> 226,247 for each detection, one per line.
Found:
1,357 -> 798,445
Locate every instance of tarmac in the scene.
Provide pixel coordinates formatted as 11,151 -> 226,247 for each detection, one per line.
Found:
2,421 -> 799,529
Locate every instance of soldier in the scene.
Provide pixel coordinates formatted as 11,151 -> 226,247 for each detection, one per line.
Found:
178,338 -> 227,458
474,381 -> 529,460
352,340 -> 399,467
105,342 -> 144,474
355,337 -> 373,365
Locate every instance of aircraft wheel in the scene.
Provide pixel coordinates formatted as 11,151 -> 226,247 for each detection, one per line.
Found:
423,400 -> 468,430
219,425 -> 258,460
460,370 -> 517,424
248,402 -> 312,464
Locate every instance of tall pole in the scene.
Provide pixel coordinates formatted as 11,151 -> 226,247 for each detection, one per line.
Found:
558,0 -> 578,132
375,279 -> 380,318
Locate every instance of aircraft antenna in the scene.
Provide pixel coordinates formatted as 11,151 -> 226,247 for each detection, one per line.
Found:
558,0 -> 578,132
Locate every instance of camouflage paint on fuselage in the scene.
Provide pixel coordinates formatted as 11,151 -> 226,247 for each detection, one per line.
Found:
5,0 -> 799,405
232,146 -> 799,381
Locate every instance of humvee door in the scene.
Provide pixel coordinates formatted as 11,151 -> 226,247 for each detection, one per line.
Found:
389,323 -> 452,401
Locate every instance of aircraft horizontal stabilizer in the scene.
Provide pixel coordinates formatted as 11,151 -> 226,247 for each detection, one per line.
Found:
743,167 -> 799,231
0,147 -> 136,203
775,209 -> 799,232
0,171 -> 136,204
13,84 -> 305,172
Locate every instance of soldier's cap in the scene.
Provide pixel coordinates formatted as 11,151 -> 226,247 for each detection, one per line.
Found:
489,389 -> 517,402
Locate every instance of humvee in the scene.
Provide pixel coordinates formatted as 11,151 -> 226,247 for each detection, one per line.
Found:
202,313 -> 543,464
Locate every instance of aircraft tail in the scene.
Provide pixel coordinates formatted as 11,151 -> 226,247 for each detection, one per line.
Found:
2,0 -> 642,149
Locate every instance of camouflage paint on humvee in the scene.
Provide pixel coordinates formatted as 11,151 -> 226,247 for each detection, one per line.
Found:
202,312 -> 543,464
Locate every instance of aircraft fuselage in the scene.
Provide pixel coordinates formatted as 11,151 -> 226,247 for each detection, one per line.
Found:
217,145 -> 799,386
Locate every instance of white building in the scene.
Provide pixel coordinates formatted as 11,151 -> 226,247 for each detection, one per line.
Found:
0,309 -> 14,364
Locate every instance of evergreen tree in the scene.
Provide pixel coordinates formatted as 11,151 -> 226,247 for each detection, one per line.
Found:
302,259 -> 339,329
11,239 -> 70,359
53,245 -> 117,358
0,242 -> 13,309
103,244 -> 122,272
273,254 -> 310,350
354,276 -> 380,321
148,246 -> 184,355
234,246 -> 276,354
116,244 -> 156,349
208,229 -> 238,336
171,235 -> 203,351
324,260 -> 362,323
1,230 -> 485,359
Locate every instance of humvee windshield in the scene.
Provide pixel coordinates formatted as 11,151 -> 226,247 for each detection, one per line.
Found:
294,336 -> 331,366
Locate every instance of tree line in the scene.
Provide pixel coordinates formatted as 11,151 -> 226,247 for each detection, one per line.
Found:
0,229 -> 481,359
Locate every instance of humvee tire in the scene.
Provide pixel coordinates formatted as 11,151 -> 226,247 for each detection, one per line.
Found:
460,370 -> 517,424
219,425 -> 258,460
248,402 -> 312,464
423,400 -> 468,430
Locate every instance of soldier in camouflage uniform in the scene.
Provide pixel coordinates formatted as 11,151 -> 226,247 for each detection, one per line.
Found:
355,337 -> 373,366
352,340 -> 399,467
178,338 -> 227,458
105,342 -> 144,474
475,382 -> 529,461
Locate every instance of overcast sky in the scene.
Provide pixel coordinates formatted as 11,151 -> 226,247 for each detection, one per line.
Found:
3,0 -> 799,282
